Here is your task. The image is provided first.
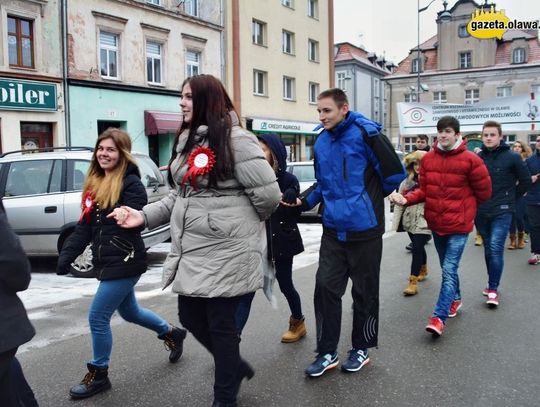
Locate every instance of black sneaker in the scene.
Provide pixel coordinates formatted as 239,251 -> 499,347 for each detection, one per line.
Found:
305,352 -> 339,377
341,349 -> 370,373
405,243 -> 413,251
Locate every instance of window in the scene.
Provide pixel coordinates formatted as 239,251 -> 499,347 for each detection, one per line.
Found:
282,31 -> 295,55
496,86 -> 512,98
146,42 -> 162,84
100,32 -> 119,78
464,89 -> 479,104
309,82 -> 319,103
433,91 -> 447,104
184,0 -> 198,16
532,85 -> 540,96
185,50 -> 200,78
411,58 -> 421,73
252,20 -> 266,46
308,0 -> 318,18
337,71 -> 346,90
308,39 -> 319,62
405,93 -> 417,102
5,160 -> 59,197
146,0 -> 161,5
503,135 -> 516,144
459,51 -> 472,69
403,137 -> 416,153
281,0 -> 294,8
373,78 -> 380,98
513,48 -> 526,64
253,70 -> 267,96
529,134 -> 540,151
283,76 -> 295,101
7,16 -> 34,68
458,24 -> 470,37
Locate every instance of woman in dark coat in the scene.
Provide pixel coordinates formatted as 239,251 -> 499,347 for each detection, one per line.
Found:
0,198 -> 36,406
57,128 -> 186,399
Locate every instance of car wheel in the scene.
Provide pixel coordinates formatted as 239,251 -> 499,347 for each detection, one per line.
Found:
69,244 -> 95,278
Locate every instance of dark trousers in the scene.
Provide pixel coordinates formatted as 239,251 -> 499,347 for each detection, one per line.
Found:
178,295 -> 242,404
275,257 -> 303,320
407,232 -> 430,277
527,204 -> 540,253
11,357 -> 38,407
0,347 -> 18,407
314,234 -> 382,354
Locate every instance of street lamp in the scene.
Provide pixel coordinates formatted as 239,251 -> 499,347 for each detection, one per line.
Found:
416,0 -> 436,102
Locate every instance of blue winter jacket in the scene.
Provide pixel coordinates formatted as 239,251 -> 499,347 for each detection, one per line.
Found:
303,111 -> 406,241
526,151 -> 540,206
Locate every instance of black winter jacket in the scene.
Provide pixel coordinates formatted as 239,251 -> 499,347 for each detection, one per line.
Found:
57,164 -> 148,280
258,133 -> 304,259
0,199 -> 35,353
477,142 -> 531,217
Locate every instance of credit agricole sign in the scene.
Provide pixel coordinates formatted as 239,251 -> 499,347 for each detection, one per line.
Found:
0,78 -> 57,111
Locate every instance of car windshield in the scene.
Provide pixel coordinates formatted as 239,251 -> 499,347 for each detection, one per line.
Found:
291,164 -> 315,182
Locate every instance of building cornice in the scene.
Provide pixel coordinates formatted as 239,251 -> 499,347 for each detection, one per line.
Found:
68,78 -> 179,96
0,71 -> 62,83
91,11 -> 128,24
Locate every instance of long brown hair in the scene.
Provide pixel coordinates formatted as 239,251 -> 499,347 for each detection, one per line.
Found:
83,128 -> 137,208
168,74 -> 236,187
512,140 -> 532,161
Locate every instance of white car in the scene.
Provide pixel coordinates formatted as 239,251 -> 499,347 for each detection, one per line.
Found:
0,147 -> 171,277
286,161 -> 321,219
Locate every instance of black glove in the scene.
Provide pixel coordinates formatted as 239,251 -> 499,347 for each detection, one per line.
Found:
56,261 -> 70,276
282,188 -> 298,204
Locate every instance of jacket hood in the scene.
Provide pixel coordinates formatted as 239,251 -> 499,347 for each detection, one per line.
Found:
125,161 -> 141,179
432,139 -> 468,156
258,133 -> 288,174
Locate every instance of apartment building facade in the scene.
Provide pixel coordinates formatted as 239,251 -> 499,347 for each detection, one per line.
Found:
0,0 -> 65,153
225,0 -> 333,161
384,0 -> 540,152
67,0 -> 223,165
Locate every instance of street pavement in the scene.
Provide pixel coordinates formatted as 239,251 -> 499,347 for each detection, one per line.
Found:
18,231 -> 540,407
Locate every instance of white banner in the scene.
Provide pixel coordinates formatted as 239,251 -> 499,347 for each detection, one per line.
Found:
397,93 -> 539,135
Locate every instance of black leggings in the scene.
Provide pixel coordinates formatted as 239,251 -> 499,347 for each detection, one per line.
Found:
408,232 -> 430,277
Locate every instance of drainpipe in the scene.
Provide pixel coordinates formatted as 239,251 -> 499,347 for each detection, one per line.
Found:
61,0 -> 71,146
219,0 -> 225,81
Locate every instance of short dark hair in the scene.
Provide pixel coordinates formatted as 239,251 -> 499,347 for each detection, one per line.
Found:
416,134 -> 429,142
482,120 -> 502,136
318,88 -> 349,108
436,116 -> 460,133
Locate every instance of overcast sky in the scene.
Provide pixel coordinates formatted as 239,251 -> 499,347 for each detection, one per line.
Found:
334,0 -> 540,64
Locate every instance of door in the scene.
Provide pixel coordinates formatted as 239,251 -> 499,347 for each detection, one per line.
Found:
20,122 -> 53,150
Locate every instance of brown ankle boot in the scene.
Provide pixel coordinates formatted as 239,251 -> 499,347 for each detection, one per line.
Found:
281,316 -> 306,343
417,264 -> 428,281
517,232 -> 526,249
508,233 -> 517,250
403,276 -> 418,296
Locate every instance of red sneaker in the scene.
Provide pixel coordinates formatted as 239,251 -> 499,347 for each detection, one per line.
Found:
425,316 -> 444,336
448,300 -> 462,318
486,290 -> 499,307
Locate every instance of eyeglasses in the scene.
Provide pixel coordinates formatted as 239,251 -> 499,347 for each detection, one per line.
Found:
536,139 -> 540,142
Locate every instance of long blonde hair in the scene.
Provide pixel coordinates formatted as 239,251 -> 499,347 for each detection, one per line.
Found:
83,128 -> 137,208
512,140 -> 532,161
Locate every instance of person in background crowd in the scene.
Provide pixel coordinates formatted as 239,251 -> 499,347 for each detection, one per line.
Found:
392,150 -> 431,295
391,116 -> 491,336
285,88 -> 405,377
525,136 -> 540,265
475,121 -> 531,308
508,140 -> 532,249
235,133 -> 306,343
108,74 -> 281,407
413,134 -> 431,152
57,128 -> 186,399
0,198 -> 37,407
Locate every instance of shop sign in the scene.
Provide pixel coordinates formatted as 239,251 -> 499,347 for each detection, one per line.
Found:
0,78 -> 57,111
252,118 -> 319,134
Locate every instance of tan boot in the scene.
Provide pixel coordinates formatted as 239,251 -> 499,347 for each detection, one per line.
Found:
418,264 -> 428,281
474,233 -> 483,246
403,276 -> 418,296
508,233 -> 517,250
517,232 -> 526,249
281,317 -> 306,343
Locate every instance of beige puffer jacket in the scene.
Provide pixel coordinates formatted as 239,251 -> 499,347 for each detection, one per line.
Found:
143,113 -> 281,297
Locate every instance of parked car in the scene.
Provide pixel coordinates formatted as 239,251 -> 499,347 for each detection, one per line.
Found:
0,147 -> 171,277
286,161 -> 321,220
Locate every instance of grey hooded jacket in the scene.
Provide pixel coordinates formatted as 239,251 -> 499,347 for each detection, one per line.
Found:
143,112 -> 281,297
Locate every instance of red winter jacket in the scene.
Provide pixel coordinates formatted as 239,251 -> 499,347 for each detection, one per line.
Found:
404,140 -> 492,236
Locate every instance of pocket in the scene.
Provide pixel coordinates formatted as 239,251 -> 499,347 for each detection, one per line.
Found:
110,235 -> 135,262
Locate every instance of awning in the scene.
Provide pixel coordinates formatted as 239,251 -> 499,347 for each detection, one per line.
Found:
144,110 -> 182,136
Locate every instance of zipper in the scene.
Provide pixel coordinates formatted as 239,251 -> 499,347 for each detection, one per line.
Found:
110,236 -> 135,262
343,157 -> 348,181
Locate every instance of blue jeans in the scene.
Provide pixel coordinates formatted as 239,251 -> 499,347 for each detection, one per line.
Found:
475,212 -> 513,290
89,276 -> 170,367
432,233 -> 468,322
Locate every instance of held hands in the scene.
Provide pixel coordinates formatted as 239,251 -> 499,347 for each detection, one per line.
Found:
532,174 -> 540,184
281,188 -> 298,205
389,191 -> 407,206
107,206 -> 145,228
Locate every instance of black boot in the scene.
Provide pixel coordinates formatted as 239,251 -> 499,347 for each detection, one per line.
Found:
232,359 -> 255,397
159,326 -> 187,363
69,363 -> 111,399
212,401 -> 238,407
